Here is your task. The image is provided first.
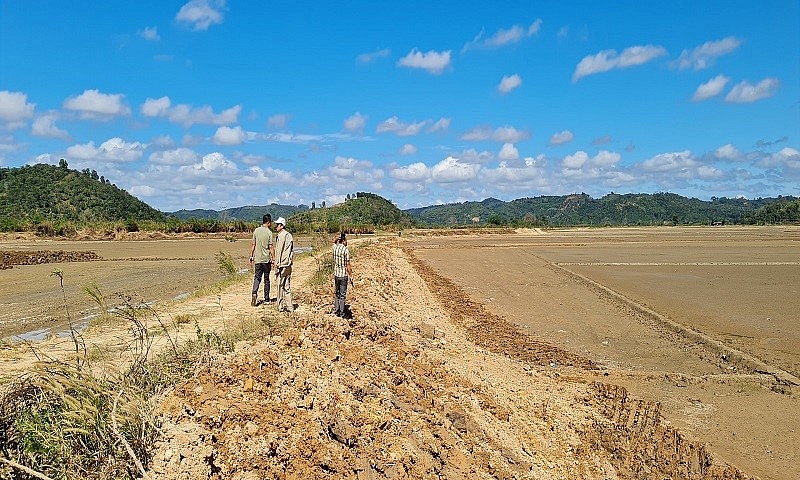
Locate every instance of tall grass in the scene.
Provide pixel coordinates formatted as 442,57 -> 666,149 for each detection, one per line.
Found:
0,268 -> 278,479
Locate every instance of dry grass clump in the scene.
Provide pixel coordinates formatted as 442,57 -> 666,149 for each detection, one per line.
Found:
0,272 -> 278,479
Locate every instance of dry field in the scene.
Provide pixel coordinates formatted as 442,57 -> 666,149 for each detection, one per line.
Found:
408,225 -> 800,480
0,227 -> 797,479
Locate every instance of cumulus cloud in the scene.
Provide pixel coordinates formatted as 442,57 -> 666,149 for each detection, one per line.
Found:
389,162 -> 429,182
179,152 -> 238,177
376,116 -> 427,136
139,26 -> 160,41
357,49 -> 390,64
397,49 -> 451,75
31,113 -> 70,141
63,89 -> 131,120
641,150 -> 695,172
400,144 -> 417,155
562,150 -> 621,170
572,45 -> 668,82
0,91 -> 36,129
141,96 -> 241,127
176,0 -> 226,31
344,112 -> 367,133
676,36 -> 741,70
463,19 -> 542,51
461,125 -> 531,143
149,147 -> 198,165
66,137 -> 146,163
549,130 -> 574,146
725,78 -> 780,103
212,125 -> 245,145
714,144 -> 743,161
430,156 -> 479,183
757,147 -> 800,169
498,143 -> 519,162
498,74 -> 522,94
692,74 -> 730,101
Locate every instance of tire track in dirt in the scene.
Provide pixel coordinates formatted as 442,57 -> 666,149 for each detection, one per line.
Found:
546,258 -> 800,388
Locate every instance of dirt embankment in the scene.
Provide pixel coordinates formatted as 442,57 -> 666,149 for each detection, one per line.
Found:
147,239 -> 750,479
0,250 -> 100,269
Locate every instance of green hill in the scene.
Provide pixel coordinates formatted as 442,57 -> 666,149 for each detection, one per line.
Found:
170,204 -> 309,222
289,192 -> 412,233
0,161 -> 166,232
406,193 -> 798,227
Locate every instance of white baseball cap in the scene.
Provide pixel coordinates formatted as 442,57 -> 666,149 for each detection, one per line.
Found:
275,217 -> 286,225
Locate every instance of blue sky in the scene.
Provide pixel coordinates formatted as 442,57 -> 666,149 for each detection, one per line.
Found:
1,1 -> 799,212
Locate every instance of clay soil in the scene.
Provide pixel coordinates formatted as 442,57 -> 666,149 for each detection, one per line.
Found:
0,226 -> 797,479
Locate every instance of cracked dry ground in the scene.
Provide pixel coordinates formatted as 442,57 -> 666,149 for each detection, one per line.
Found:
148,239 -> 749,480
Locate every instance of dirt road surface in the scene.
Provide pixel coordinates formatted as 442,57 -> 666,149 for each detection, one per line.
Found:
0,227 -> 796,479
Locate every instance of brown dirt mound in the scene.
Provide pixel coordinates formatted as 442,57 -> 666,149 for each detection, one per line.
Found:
147,240 -> 751,479
0,250 -> 100,269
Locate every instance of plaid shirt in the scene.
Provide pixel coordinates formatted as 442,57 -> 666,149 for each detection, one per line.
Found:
332,243 -> 350,278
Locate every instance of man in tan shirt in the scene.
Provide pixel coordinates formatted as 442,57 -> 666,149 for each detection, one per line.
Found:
273,217 -> 294,312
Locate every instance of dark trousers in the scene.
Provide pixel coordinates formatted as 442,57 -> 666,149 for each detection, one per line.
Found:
334,276 -> 348,315
252,262 -> 272,299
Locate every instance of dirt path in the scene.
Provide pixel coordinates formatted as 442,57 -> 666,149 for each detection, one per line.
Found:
144,238 -> 749,479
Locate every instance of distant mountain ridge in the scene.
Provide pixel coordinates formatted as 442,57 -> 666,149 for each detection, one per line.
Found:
406,193 -> 800,226
169,204 -> 310,222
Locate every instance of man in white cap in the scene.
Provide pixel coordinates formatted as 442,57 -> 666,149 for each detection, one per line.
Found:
273,217 -> 294,312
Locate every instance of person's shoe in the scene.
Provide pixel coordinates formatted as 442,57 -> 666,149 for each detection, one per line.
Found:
251,294 -> 257,306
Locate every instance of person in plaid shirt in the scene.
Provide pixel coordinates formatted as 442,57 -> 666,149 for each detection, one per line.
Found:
332,232 -> 354,317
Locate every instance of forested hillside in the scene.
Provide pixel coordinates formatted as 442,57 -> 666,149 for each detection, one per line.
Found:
406,193 -> 799,227
0,161 -> 165,231
171,204 -> 309,222
289,192 -> 412,233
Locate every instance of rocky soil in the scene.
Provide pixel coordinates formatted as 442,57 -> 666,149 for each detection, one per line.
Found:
147,239 -> 750,479
0,249 -> 100,269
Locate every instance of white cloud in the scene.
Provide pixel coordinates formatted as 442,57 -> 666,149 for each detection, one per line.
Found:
66,137 -> 145,163
641,150 -> 695,172
149,147 -> 198,165
0,91 -> 35,129
498,143 -> 519,162
141,96 -> 241,127
129,184 -> 157,196
357,49 -> 390,64
676,36 -> 741,70
31,113 -> 70,141
758,147 -> 800,169
692,75 -> 730,101
697,165 -> 725,179
139,26 -> 160,41
344,112 -> 367,133
463,19 -> 543,51
498,74 -> 522,94
714,144 -> 742,161
427,117 -> 451,133
725,78 -> 780,103
179,152 -> 238,177
389,162 -> 429,182
572,45 -> 668,82
461,125 -> 531,143
176,0 -> 226,31
63,89 -> 131,120
431,156 -> 479,183
376,116 -> 427,136
592,150 -> 621,167
549,130 -> 574,146
400,144 -> 417,155
397,49 -> 451,75
212,125 -> 245,145
562,151 -> 588,169
267,114 -> 289,129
